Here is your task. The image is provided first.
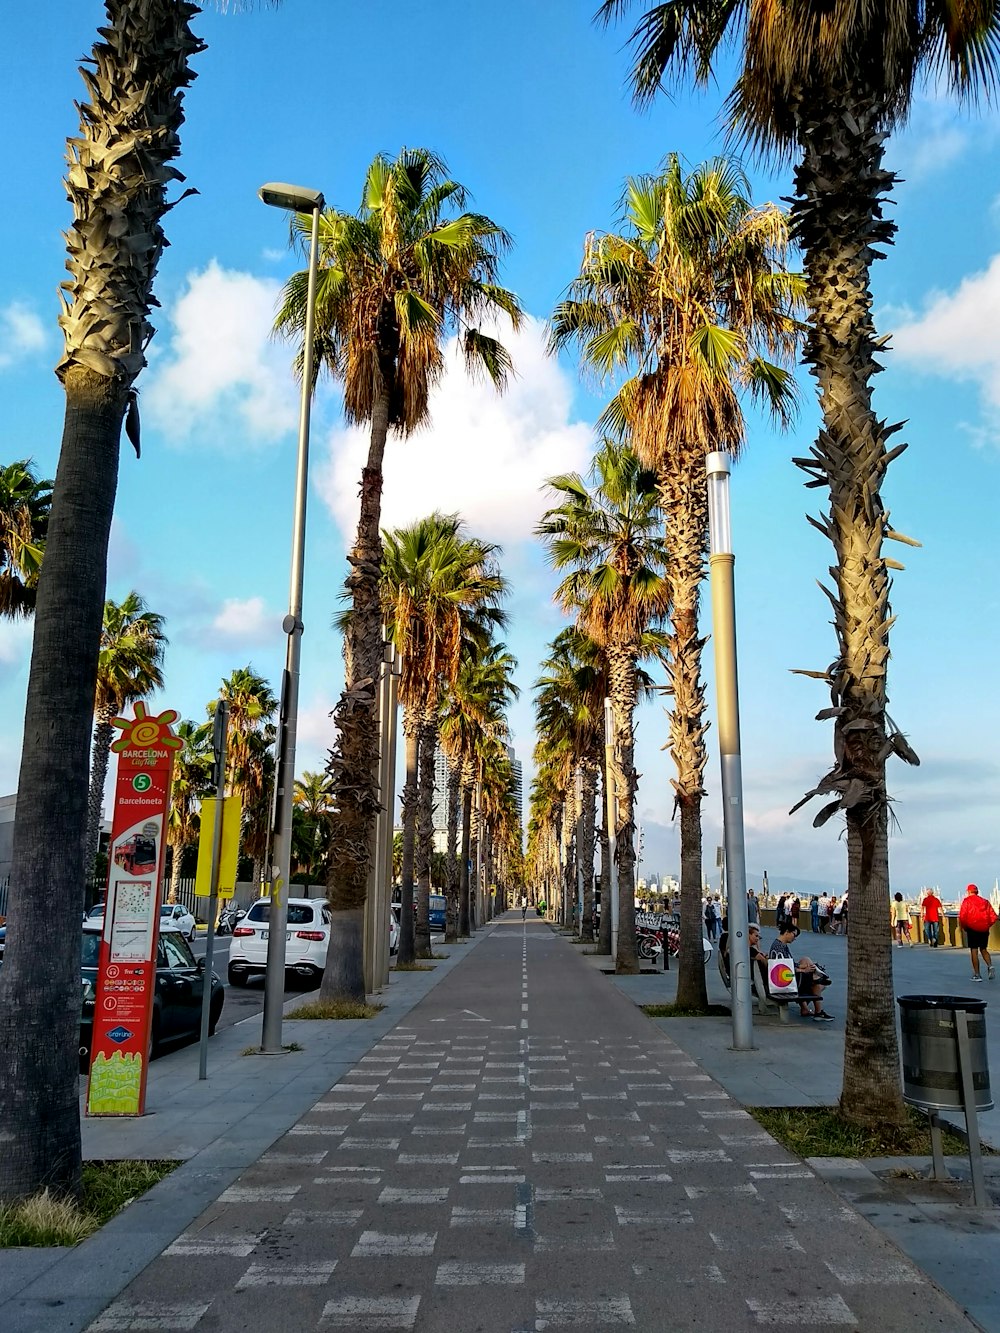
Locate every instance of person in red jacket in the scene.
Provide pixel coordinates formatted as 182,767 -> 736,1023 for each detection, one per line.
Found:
958,884 -> 998,982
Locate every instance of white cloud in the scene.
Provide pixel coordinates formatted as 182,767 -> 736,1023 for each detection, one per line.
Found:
204,595 -> 275,649
315,316 -> 593,545
143,260 -> 299,445
0,301 -> 47,370
893,253 -> 1000,432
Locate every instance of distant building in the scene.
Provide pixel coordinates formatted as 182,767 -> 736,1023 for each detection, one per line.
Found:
505,745 -> 523,828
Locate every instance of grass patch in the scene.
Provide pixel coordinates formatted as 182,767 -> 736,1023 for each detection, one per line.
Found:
641,1003 -> 731,1018
748,1105 -> 983,1159
393,961 -> 435,972
286,1000 -> 382,1020
0,1160 -> 176,1248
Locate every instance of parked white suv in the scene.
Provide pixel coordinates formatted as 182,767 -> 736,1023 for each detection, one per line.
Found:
228,898 -> 329,988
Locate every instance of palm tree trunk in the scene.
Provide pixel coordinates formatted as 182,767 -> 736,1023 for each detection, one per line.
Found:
580,761 -> 597,942
792,92 -> 907,1125
414,716 -> 435,958
84,707 -> 114,896
0,370 -> 126,1204
607,645 -> 638,974
397,709 -> 419,966
459,782 -> 473,936
169,837 -> 182,905
323,392 -> 390,1001
660,458 -> 710,1011
445,760 -> 460,943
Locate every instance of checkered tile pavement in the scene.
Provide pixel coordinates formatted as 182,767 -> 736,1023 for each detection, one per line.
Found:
87,918 -> 973,1332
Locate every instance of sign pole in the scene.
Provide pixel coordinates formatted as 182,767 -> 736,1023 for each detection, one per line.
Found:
198,700 -> 229,1080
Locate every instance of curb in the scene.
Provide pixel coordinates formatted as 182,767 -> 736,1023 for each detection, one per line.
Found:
0,926 -> 496,1333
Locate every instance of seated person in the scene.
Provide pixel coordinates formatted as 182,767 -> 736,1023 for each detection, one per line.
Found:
719,922 -> 769,1000
768,925 -> 833,1022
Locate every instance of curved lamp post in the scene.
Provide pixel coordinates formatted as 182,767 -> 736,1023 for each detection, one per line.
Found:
259,181 -> 324,1055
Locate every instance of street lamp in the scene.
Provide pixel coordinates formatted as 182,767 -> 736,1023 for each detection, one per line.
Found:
259,180 -> 325,1055
706,451 -> 753,1051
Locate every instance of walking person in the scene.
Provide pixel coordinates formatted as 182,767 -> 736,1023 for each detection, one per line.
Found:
959,883 -> 997,982
775,893 -> 788,931
818,892 -> 830,932
809,895 -> 819,933
891,892 -> 912,946
747,888 -> 759,926
921,888 -> 943,947
520,892 -> 528,922
789,895 -> 801,930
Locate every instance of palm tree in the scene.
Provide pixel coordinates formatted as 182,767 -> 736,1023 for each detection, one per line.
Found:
535,630 -> 605,941
85,592 -> 167,890
440,642 -> 519,936
210,667 -> 277,890
538,440 -> 671,973
0,2 -> 205,1205
381,514 -> 507,961
597,1 -> 988,1123
551,154 -> 801,1007
0,460 -> 52,619
292,771 -> 333,883
273,148 -> 522,1000
166,719 -> 213,904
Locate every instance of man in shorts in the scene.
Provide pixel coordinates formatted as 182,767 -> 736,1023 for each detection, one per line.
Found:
959,883 -> 997,982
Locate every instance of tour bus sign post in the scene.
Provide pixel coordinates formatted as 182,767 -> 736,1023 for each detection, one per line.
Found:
85,704 -> 180,1117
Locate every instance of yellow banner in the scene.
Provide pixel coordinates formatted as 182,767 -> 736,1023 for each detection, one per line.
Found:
194,796 -> 242,899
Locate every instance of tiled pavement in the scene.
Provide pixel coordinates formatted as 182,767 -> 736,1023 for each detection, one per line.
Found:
87,918 -> 973,1332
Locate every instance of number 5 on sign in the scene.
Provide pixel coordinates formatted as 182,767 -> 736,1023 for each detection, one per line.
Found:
195,796 -> 242,899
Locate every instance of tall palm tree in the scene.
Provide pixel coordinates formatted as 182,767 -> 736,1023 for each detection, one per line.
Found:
538,440 -> 671,973
273,148 -> 522,1001
166,719 -> 213,904
292,771 -> 334,883
0,460 -> 52,619
551,154 -> 801,1007
85,592 -> 167,889
440,641 -> 519,936
210,667 -> 277,889
381,514 -> 508,961
535,629 -> 605,941
0,1 -> 205,1205
597,2 -> 986,1122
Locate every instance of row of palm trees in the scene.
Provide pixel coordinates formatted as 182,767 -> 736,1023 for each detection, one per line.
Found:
1,0 -> 992,1203
529,156 -> 800,1012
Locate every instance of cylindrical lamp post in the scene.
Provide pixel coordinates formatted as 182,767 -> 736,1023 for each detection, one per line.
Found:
603,697 -> 620,961
259,182 -> 325,1055
706,451 -> 753,1051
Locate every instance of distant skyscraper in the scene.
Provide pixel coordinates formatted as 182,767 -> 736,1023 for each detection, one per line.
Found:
432,744 -> 450,835
505,744 -> 523,828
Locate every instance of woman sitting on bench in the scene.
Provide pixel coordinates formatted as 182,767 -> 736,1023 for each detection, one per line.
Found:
768,925 -> 834,1022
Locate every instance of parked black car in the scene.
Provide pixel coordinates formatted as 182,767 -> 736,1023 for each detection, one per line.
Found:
80,923 -> 223,1070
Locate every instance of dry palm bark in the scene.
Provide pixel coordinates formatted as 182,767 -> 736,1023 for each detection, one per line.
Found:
661,450 -> 711,1009
789,94 -> 918,1123
0,0 -> 203,1204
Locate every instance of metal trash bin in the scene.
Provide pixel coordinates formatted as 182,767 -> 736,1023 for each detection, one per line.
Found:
897,994 -> 992,1112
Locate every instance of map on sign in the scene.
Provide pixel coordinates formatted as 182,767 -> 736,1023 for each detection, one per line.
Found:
109,877 -> 155,962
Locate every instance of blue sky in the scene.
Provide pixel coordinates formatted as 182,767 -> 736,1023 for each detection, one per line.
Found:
2,0 -> 999,896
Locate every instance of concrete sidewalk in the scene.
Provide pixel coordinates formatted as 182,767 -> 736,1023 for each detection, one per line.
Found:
593,931 -> 1000,1332
50,915 -> 981,1332
0,930 -> 493,1333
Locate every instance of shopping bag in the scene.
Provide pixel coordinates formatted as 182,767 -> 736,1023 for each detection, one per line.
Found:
767,957 -> 798,998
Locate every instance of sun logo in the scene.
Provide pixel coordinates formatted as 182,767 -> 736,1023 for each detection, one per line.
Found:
111,701 -> 182,753
771,963 -> 795,987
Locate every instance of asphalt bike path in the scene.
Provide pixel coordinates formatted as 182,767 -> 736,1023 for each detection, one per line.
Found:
86,914 -> 972,1332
